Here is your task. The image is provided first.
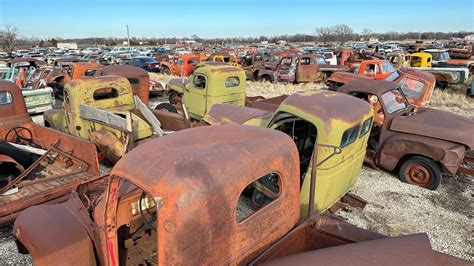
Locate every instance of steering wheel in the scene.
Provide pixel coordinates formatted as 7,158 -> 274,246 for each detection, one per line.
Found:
4,127 -> 33,144
139,191 -> 157,231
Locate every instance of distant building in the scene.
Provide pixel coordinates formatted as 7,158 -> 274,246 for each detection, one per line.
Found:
369,37 -> 379,42
464,34 -> 474,41
57,42 -> 78,49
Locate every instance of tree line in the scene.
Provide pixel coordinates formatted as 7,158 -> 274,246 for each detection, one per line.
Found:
1,24 -> 473,52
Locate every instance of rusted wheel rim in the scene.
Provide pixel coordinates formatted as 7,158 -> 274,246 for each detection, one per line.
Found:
405,164 -> 432,185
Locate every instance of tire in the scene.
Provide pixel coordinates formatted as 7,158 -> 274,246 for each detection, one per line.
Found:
162,67 -> 171,75
435,80 -> 448,89
398,156 -> 442,190
168,90 -> 180,105
155,102 -> 177,113
260,75 -> 272,83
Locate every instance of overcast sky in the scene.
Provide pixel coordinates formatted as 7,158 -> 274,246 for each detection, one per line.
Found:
1,0 -> 473,39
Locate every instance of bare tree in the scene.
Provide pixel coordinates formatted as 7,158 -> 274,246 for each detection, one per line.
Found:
0,25 -> 18,52
361,28 -> 373,38
315,26 -> 333,43
333,24 -> 354,43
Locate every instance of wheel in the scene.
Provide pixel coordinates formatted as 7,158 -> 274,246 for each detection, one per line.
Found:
155,102 -> 178,113
398,156 -> 441,190
260,75 -> 272,83
162,67 -> 171,75
168,90 -> 181,105
435,80 -> 448,89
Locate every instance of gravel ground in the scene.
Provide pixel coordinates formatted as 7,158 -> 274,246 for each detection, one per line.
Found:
336,167 -> 473,261
1,80 -> 472,263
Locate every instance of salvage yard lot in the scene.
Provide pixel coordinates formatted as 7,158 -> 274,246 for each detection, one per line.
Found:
0,76 -> 473,264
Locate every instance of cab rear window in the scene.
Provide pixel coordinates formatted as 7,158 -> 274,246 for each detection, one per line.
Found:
93,87 -> 119,100
225,76 -> 240,87
340,125 -> 360,148
0,91 -> 13,105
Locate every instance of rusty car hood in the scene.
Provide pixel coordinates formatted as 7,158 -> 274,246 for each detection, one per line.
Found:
390,108 -> 474,150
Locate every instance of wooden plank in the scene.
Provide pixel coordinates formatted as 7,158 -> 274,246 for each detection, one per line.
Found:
134,95 -> 165,136
79,104 -> 130,132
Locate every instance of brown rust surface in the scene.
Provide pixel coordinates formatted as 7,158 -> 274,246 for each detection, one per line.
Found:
204,104 -> 272,125
390,108 -> 474,150
0,81 -> 31,125
281,90 -> 372,125
111,125 -> 300,264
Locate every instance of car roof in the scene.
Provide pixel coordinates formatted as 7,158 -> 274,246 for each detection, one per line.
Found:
339,78 -> 399,96
111,125 -> 298,198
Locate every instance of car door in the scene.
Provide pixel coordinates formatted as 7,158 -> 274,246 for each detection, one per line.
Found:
296,56 -> 317,82
183,73 -> 207,118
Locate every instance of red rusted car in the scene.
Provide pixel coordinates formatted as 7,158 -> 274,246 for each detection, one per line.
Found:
336,79 -> 474,189
327,67 -> 436,115
0,80 -> 99,223
12,125 -> 467,265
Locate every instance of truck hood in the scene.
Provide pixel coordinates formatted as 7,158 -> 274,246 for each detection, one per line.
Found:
390,108 -> 474,150
446,59 -> 474,66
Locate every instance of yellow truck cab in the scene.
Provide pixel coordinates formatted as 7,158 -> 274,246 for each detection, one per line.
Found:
204,90 -> 373,216
44,76 -> 154,163
162,62 -> 247,120
410,53 -> 432,67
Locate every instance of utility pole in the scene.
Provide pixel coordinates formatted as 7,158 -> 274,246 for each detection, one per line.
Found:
126,25 -> 130,47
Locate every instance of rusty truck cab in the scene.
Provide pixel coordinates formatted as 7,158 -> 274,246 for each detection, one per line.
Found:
99,65 -> 150,105
14,125 -> 300,265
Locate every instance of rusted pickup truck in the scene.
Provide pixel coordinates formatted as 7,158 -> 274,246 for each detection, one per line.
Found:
0,80 -> 99,223
327,67 -> 436,109
336,79 -> 474,189
44,76 -> 163,164
159,54 -> 200,76
257,54 -> 348,83
160,62 -> 247,120
353,60 -> 396,80
13,125 -> 466,265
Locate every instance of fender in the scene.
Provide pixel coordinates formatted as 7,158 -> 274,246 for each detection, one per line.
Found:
43,108 -> 67,131
13,202 -> 96,265
257,69 -> 275,82
378,134 -> 465,174
167,77 -> 188,94
89,130 -> 125,164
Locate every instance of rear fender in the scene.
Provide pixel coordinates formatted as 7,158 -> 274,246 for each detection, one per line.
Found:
89,130 -> 125,164
13,202 -> 96,265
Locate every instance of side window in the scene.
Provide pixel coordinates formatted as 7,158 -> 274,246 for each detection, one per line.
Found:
0,91 -> 13,105
84,69 -> 96,76
381,62 -> 395,73
237,172 -> 281,223
281,57 -> 292,66
299,57 -> 312,65
324,53 -> 332,59
340,125 -> 360,148
177,58 -> 184,65
192,75 -> 206,89
93,87 -> 119,100
225,76 -> 240,87
127,78 -> 140,85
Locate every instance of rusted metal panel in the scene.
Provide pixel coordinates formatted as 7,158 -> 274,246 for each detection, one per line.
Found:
204,104 -> 272,125
0,81 -> 31,125
14,202 -> 96,265
110,125 -> 300,264
390,108 -> 474,149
